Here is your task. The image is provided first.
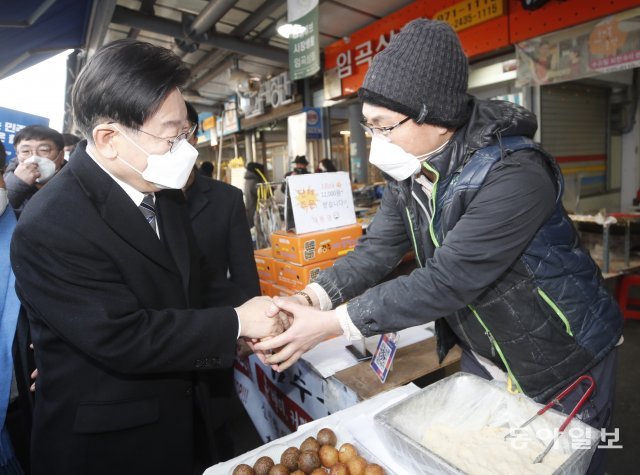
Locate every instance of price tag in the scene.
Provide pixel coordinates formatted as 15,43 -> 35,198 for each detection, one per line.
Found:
370,333 -> 398,383
433,0 -> 504,32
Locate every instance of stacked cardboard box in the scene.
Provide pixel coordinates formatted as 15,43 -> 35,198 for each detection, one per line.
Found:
254,224 -> 362,297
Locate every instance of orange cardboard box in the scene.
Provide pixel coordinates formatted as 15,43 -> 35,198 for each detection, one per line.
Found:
254,248 -> 276,282
271,224 -> 362,265
271,283 -> 296,297
274,258 -> 335,291
259,279 -> 273,297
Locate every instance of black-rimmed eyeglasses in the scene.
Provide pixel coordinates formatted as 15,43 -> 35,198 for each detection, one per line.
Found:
360,116 -> 411,138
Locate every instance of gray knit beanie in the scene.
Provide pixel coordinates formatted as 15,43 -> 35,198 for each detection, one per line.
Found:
359,18 -> 471,129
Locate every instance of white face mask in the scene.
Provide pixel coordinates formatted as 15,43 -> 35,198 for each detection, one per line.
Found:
114,126 -> 198,190
24,155 -> 57,183
0,188 -> 8,215
368,136 -> 450,181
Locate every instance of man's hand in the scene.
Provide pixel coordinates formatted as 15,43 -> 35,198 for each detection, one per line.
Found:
236,296 -> 284,339
253,297 -> 343,372
236,338 -> 253,359
264,293 -> 312,331
14,159 -> 40,185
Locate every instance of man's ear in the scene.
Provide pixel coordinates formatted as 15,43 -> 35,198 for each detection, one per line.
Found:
92,123 -> 119,159
434,125 -> 451,137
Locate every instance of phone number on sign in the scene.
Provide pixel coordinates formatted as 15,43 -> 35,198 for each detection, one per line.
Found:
434,0 -> 504,32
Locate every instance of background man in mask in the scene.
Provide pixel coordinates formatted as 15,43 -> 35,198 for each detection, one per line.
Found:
10,39 -> 282,475
255,19 -> 622,475
4,125 -> 65,217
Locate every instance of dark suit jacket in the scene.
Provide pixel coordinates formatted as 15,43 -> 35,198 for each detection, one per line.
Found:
185,174 -> 259,463
185,174 -> 260,301
10,143 -> 239,475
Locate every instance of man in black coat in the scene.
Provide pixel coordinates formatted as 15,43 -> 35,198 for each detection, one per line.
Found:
183,101 -> 261,463
9,39 -> 281,475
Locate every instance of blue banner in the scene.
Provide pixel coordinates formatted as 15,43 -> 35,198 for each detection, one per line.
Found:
0,107 -> 49,162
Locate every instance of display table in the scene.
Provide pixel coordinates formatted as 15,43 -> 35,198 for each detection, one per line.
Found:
204,384 -> 421,475
570,212 -> 640,277
232,332 -> 461,443
334,337 -> 461,401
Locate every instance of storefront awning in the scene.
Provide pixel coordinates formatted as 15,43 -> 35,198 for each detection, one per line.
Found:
0,0 -> 95,79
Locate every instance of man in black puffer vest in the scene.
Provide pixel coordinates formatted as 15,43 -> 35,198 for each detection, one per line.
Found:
256,19 -> 623,474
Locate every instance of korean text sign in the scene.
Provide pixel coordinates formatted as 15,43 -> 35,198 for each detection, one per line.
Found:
0,107 -> 49,161
287,172 -> 356,234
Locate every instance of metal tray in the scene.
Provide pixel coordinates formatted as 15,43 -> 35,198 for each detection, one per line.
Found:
374,373 -> 599,475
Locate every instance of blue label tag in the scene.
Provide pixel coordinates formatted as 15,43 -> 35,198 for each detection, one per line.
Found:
370,333 -> 398,383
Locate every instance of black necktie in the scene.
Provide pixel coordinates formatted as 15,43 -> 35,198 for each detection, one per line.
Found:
139,194 -> 157,234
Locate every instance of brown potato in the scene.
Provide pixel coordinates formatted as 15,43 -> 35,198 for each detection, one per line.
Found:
300,436 -> 320,453
298,450 -> 321,474
316,428 -> 337,447
337,443 -> 357,464
233,463 -> 255,475
268,463 -> 290,475
281,447 -> 301,471
254,456 -> 275,475
347,456 -> 367,475
310,469 -> 326,475
364,463 -> 385,475
290,471 -> 305,475
328,462 -> 348,475
318,445 -> 339,468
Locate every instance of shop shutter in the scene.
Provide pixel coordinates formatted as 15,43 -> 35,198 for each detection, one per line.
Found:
540,83 -> 608,197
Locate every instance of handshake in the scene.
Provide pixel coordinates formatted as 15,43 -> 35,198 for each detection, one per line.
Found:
235,292 -> 343,372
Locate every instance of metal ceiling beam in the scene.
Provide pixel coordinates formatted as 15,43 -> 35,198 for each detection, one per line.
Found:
173,0 -> 236,55
191,57 -> 237,90
111,5 -> 288,65
233,0 -> 285,38
127,0 -> 157,39
257,14 -> 283,41
190,0 -> 237,37
187,0 -> 284,88
84,0 -> 118,58
189,51 -> 232,83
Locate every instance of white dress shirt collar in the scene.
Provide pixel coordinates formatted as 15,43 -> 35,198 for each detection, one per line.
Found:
85,146 -> 152,207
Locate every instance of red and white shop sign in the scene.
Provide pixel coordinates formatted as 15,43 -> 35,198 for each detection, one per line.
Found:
323,0 -> 510,99
324,1 -> 427,98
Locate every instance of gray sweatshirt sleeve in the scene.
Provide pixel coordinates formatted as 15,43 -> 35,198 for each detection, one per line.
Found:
346,151 -> 558,335
313,184 -> 413,306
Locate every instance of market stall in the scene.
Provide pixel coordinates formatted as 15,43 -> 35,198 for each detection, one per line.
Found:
207,374 -> 599,474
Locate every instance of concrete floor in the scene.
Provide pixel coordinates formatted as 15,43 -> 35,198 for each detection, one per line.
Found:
226,322 -> 640,473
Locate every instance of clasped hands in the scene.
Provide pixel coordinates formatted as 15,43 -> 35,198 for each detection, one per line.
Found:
236,294 -> 342,372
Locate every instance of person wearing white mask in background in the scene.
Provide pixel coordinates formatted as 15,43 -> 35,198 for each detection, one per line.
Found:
255,19 -> 621,475
62,133 -> 81,161
9,39 -> 283,475
4,125 -> 65,218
